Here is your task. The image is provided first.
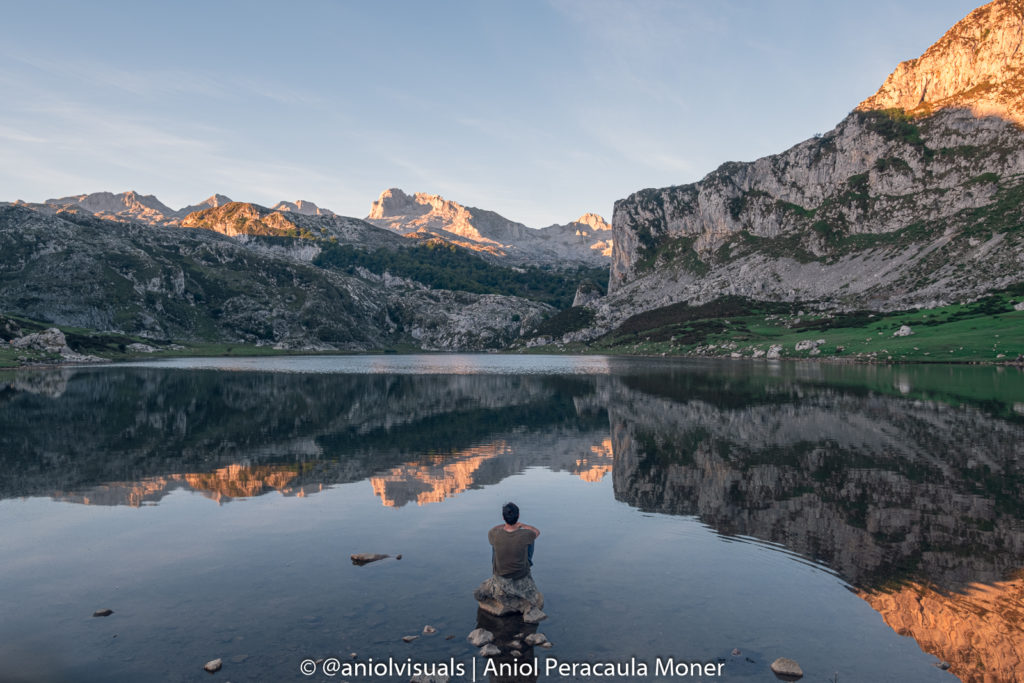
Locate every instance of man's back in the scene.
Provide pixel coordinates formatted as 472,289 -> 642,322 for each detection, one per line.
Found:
488,525 -> 535,580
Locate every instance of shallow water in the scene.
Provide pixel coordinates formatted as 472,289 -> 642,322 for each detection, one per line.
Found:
1,355 -> 1022,682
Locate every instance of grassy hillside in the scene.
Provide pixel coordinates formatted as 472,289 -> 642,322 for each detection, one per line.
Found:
540,290 -> 1024,364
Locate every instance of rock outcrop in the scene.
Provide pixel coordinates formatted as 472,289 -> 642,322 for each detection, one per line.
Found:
598,0 -> 1024,339
366,188 -> 612,267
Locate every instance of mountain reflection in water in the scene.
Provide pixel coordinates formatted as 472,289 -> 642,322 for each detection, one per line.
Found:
2,359 -> 1023,682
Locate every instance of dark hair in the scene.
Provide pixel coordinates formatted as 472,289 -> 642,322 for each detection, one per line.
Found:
502,502 -> 520,525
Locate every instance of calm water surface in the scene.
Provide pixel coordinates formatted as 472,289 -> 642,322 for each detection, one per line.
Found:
2,355 -> 1023,682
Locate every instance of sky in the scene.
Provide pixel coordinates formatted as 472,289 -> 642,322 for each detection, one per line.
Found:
0,0 -> 982,226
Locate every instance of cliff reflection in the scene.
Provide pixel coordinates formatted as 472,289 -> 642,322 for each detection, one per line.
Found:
861,576 -> 1024,683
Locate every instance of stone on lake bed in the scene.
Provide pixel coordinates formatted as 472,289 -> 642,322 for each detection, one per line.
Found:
540,641 -> 553,649
770,657 -> 803,679
467,628 -> 494,647
402,635 -> 418,642
422,624 -> 437,634
203,658 -> 222,673
524,633 -> 547,646
731,648 -> 741,656
350,553 -> 390,565
92,609 -> 113,617
479,644 -> 501,657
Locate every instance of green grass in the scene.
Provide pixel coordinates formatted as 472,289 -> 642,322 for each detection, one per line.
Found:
534,294 -> 1024,366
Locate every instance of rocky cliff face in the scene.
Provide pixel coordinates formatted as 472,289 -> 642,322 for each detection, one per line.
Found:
0,204 -> 550,350
601,0 -> 1024,336
859,0 -> 1024,123
366,188 -> 612,267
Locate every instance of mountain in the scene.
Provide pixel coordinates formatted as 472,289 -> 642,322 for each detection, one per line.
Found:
178,193 -> 234,216
270,199 -> 336,217
0,204 -> 550,351
180,200 -> 404,248
590,0 -> 1024,340
366,188 -> 612,267
43,190 -> 181,225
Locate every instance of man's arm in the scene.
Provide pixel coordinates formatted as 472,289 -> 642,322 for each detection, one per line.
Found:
519,523 -> 540,538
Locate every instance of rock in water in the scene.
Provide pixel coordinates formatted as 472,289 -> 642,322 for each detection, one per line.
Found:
523,607 -> 547,623
203,658 -> 222,673
92,609 -> 113,617
466,628 -> 494,647
402,635 -> 418,643
479,644 -> 501,657
350,553 -> 390,565
474,575 -> 544,616
422,624 -> 437,634
524,633 -> 548,646
770,657 -> 803,679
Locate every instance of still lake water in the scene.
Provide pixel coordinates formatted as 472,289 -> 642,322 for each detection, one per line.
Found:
1,355 -> 1023,682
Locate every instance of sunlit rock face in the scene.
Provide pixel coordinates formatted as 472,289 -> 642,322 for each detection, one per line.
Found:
859,0 -> 1024,124
600,0 -> 1024,339
366,188 -> 612,267
861,577 -> 1024,683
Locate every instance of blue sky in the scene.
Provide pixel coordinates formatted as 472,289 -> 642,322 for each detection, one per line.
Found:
1,0 -> 980,226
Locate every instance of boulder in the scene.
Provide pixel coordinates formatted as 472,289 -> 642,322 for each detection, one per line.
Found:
1014,302 -> 1024,311
203,658 -> 222,673
11,328 -> 68,354
794,340 -> 817,351
474,574 -> 544,616
523,607 -> 547,623
770,657 -> 803,679
467,628 -> 494,647
766,344 -> 783,359
350,553 -> 390,565
524,633 -> 548,646
893,325 -> 914,337
479,644 -> 501,657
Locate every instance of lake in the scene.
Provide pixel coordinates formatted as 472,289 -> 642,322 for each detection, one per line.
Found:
1,355 -> 1022,682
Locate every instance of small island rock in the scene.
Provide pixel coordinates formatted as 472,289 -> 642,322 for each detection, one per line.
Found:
203,658 -> 222,673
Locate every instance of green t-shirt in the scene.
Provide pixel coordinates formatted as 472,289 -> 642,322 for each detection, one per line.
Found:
488,526 -> 535,579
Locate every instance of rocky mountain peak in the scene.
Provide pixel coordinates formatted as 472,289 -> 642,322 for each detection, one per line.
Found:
858,0 -> 1024,123
573,213 -> 611,231
271,200 -> 336,217
367,188 -> 425,220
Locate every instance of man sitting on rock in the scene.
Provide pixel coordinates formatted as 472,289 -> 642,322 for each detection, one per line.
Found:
489,502 -> 539,578
475,502 -> 545,618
